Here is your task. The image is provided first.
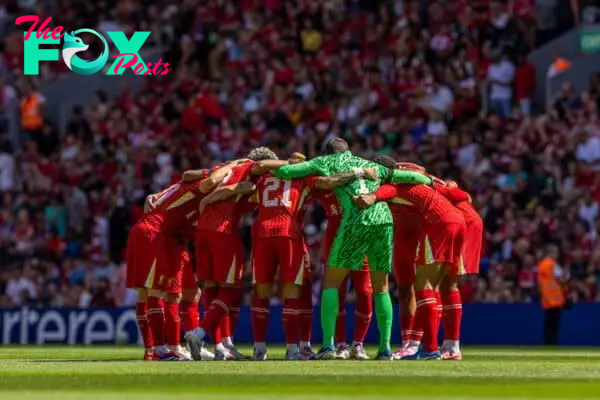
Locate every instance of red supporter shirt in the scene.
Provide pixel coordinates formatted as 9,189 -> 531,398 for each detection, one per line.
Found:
253,173 -> 316,241
514,62 -> 536,100
143,173 -> 209,240
197,161 -> 255,235
374,184 -> 463,225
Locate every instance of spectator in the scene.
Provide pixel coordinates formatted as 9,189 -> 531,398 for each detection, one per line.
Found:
487,53 -> 516,118
0,140 -> 15,192
513,53 -> 536,116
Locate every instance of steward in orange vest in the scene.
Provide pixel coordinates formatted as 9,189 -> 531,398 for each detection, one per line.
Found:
537,245 -> 565,345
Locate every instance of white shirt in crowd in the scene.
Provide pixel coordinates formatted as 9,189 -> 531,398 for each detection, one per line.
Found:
457,143 -> 478,168
0,152 -> 15,192
579,200 -> 599,227
7,277 -> 37,305
427,120 -> 447,136
576,136 -> 600,163
426,85 -> 454,113
487,59 -> 516,100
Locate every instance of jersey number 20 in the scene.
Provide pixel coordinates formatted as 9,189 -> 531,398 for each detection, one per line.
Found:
262,177 -> 292,207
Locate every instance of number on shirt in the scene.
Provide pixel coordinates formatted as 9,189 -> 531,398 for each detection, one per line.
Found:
262,177 -> 292,207
357,176 -> 369,195
153,183 -> 182,206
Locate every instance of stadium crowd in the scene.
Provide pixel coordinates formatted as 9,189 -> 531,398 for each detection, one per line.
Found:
1,0 -> 600,310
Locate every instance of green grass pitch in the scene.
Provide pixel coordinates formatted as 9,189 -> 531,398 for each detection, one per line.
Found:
1,346 -> 600,399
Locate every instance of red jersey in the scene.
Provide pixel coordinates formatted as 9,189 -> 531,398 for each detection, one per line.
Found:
436,185 -> 471,205
197,161 -> 255,235
387,199 -> 422,226
311,190 -> 342,229
253,174 -> 315,240
143,175 -> 208,240
376,184 -> 463,225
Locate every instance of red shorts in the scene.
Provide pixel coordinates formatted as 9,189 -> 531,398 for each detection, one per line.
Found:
252,237 -> 305,285
456,202 -> 483,275
125,223 -> 186,293
322,226 -> 369,271
392,217 -> 422,286
181,251 -> 198,290
417,220 -> 466,276
303,242 -> 312,278
195,231 -> 245,285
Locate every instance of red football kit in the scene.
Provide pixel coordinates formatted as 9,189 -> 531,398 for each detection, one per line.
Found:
252,173 -> 314,285
387,200 -> 422,285
445,189 -> 483,275
436,185 -> 482,275
375,184 -> 466,275
126,175 -> 208,293
195,161 -> 254,284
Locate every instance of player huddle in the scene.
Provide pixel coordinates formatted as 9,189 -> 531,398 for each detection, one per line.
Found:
125,138 -> 483,361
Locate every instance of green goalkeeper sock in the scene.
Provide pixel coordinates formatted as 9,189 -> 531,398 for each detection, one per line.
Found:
374,291 -> 393,352
320,288 -> 339,348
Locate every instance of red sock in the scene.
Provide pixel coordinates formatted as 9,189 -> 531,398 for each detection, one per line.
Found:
441,289 -> 462,341
135,301 -> 153,350
353,289 -> 372,343
180,300 -> 199,332
198,287 -> 238,335
299,281 -> 313,343
251,297 -> 270,343
220,315 -> 232,339
400,314 -> 416,343
228,288 -> 242,339
282,298 -> 300,345
435,291 -> 443,322
165,301 -> 180,348
415,289 -> 438,352
202,287 -> 221,344
335,278 -> 348,344
147,297 -> 165,348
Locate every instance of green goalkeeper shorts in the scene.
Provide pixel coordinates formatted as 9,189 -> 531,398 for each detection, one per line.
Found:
327,223 -> 393,273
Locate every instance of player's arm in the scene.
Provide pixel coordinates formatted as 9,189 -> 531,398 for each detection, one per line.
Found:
182,169 -> 208,183
198,181 -> 256,214
250,160 -> 290,175
197,162 -> 238,193
272,158 -> 323,180
397,162 -> 426,173
390,169 -> 433,185
352,184 -> 397,208
313,168 -> 377,190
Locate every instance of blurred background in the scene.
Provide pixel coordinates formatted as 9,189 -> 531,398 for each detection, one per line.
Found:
1,0 -> 600,346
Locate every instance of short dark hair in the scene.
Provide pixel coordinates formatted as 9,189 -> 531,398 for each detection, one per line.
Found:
372,155 -> 396,170
324,138 -> 349,154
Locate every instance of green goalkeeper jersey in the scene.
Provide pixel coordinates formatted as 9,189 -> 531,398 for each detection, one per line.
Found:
273,151 -> 430,226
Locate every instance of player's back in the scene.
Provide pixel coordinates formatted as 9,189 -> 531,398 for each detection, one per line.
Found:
387,200 -> 422,230
197,161 -> 254,235
254,173 -> 310,240
393,184 -> 462,225
144,179 -> 205,239
312,151 -> 392,226
311,189 -> 342,229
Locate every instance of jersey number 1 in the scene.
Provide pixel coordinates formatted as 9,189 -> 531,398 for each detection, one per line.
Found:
262,177 -> 292,207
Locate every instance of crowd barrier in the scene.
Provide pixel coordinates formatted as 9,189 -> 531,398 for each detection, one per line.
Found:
1,304 -> 598,346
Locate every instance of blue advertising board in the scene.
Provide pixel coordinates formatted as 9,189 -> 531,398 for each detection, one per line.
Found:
1,304 -> 599,346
